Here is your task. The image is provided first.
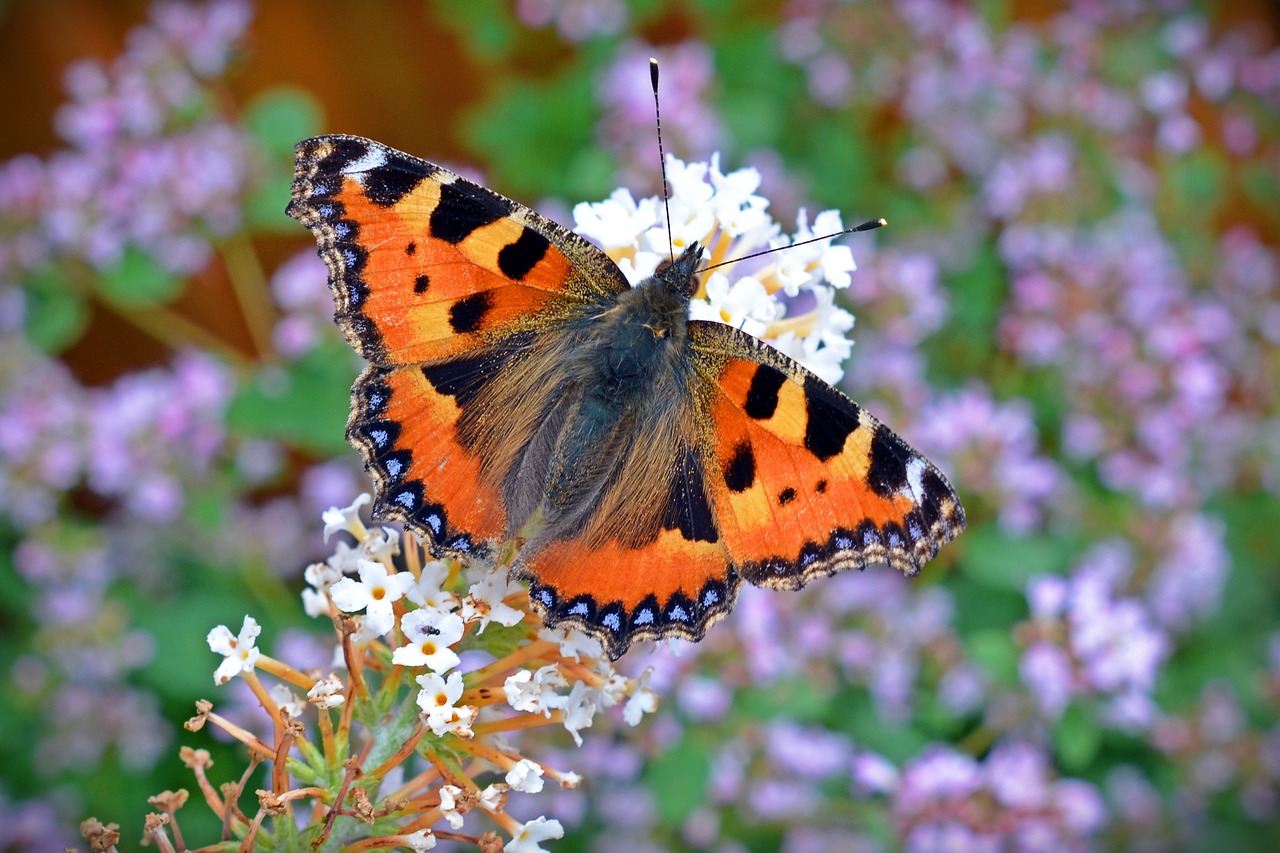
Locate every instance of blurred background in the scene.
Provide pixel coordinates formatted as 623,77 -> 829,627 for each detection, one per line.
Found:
1,1 -> 1278,850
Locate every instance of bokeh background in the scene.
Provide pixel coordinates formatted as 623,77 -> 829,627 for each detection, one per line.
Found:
2,1 -> 1279,850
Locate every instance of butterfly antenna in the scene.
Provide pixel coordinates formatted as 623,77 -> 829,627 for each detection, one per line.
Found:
651,58 -> 676,263
700,217 -> 888,273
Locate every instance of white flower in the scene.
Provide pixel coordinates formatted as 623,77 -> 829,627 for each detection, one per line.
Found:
416,671 -> 474,737
393,608 -> 465,673
407,560 -> 460,613
572,187 -> 659,251
504,665 -> 567,717
329,559 -> 415,636
208,615 -> 261,685
269,684 -> 305,718
322,493 -> 371,542
505,758 -> 546,793
504,816 -> 564,853
689,272 -> 780,336
557,771 -> 582,789
402,829 -> 436,851
561,681 -> 598,746
362,525 -> 401,563
437,784 -> 466,829
708,153 -> 770,237
478,782 -> 508,813
307,673 -> 346,709
538,626 -> 604,662
461,570 -> 525,632
624,668 -> 659,726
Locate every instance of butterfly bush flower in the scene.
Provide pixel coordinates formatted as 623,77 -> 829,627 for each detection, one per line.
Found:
574,152 -> 865,385
96,495 -> 656,851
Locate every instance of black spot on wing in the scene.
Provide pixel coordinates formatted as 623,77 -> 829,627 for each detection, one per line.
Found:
420,336 -> 530,411
431,179 -> 510,244
802,375 -> 860,461
778,487 -> 796,506
745,363 -> 786,419
315,136 -> 372,177
364,165 -> 427,207
498,227 -> 550,280
867,427 -> 910,498
405,241 -> 417,255
414,274 -> 430,294
421,350 -> 498,410
663,448 -> 718,543
724,441 -> 756,493
449,292 -> 491,334
816,479 -> 828,494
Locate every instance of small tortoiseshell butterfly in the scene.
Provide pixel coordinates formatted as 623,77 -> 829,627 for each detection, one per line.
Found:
287,135 -> 965,659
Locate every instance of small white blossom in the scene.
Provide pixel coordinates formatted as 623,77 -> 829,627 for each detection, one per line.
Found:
504,665 -> 568,716
208,615 -> 261,685
538,626 -> 604,662
393,608 -> 465,673
557,771 -> 583,789
416,671 -> 474,737
561,680 -> 598,746
329,559 -> 415,636
624,668 -> 659,726
572,187 -> 659,250
505,758 -> 546,793
461,570 -> 525,631
269,684 -> 305,718
478,782 -> 508,813
307,673 -> 346,709
362,525 -> 401,563
437,784 -> 466,829
505,816 -> 564,853
407,560 -> 461,614
689,272 -> 780,336
402,829 -> 436,852
322,493 -> 371,542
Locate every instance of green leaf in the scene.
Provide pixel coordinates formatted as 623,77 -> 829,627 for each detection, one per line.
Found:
966,628 -> 1020,686
645,738 -> 711,825
226,350 -> 354,454
959,527 -> 1072,592
1055,704 -> 1102,771
243,87 -> 324,159
245,170 -> 298,231
98,246 -> 182,307
21,265 -> 87,353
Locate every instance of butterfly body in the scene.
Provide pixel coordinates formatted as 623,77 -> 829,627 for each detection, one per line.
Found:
288,135 -> 965,658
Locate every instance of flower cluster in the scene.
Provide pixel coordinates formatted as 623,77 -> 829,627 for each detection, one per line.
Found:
104,495 -> 659,852
0,342 -> 233,527
873,741 -> 1108,852
574,152 -> 862,384
0,0 -> 254,279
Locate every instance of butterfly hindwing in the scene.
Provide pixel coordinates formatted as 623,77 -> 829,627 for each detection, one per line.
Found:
688,320 -> 965,589
287,135 -> 630,366
511,395 -> 740,659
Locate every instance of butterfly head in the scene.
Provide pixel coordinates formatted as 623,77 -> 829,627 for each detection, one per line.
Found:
652,242 -> 705,299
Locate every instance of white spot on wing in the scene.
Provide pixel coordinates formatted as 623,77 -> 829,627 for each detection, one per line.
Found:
342,145 -> 388,176
903,456 -> 927,499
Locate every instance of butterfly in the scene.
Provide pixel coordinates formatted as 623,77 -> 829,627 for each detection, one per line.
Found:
287,135 -> 965,659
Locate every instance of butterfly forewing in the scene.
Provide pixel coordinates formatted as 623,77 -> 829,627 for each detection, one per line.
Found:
287,135 -> 630,366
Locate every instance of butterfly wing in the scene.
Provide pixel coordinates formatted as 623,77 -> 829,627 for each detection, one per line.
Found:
287,134 -> 630,366
288,135 -> 632,553
688,320 -> 965,589
511,396 -> 740,660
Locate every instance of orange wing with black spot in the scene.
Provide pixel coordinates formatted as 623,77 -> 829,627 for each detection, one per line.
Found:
689,320 -> 965,589
287,135 -> 629,552
287,135 -> 628,366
